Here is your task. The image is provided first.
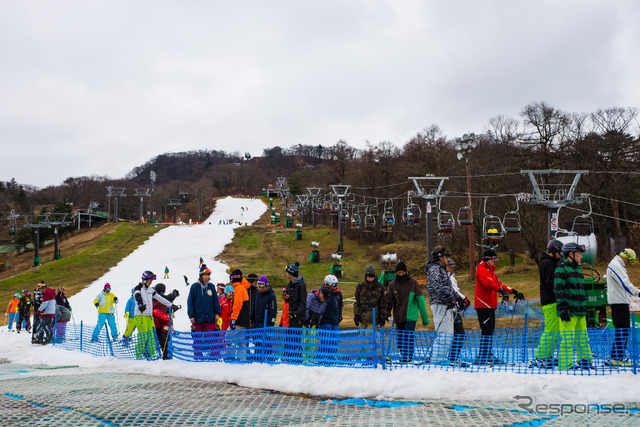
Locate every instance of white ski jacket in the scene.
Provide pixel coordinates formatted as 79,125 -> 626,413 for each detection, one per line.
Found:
606,255 -> 640,305
133,283 -> 172,316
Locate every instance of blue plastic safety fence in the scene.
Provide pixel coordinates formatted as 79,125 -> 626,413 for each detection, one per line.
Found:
379,326 -> 639,375
53,320 -> 161,360
54,321 -> 639,375
171,327 -> 378,367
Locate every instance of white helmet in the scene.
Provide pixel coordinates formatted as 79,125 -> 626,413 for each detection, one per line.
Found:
324,274 -> 339,287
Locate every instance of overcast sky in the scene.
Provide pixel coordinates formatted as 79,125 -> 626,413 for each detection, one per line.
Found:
2,1 -> 639,188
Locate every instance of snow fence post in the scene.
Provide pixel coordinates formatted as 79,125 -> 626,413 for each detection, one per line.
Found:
521,302 -> 529,363
263,308 -> 268,363
80,321 -> 83,353
632,313 -> 637,375
373,307 -> 378,369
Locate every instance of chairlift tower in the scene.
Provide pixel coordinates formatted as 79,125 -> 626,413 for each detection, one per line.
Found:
179,190 -> 190,213
521,170 -> 589,242
107,187 -> 126,223
331,184 -> 351,253
408,176 -> 448,265
307,187 -> 322,227
48,213 -> 72,260
168,198 -> 182,223
134,188 -> 151,222
22,214 -> 51,266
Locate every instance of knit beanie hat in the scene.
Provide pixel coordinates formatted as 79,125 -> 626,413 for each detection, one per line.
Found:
229,268 -> 243,283
247,273 -> 259,283
285,262 -> 300,276
395,261 -> 408,273
365,265 -> 377,276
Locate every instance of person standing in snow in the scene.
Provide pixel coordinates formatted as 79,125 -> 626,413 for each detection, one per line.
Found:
122,288 -> 137,346
446,260 -> 470,365
425,247 -> 457,365
474,249 -> 524,365
134,271 -> 173,359
383,262 -> 430,364
91,283 -> 119,342
531,239 -> 563,368
54,287 -> 72,340
250,276 -> 277,328
279,288 -> 290,328
31,281 -> 46,341
219,286 -> 234,331
152,283 -> 180,359
34,284 -> 56,344
606,248 -> 640,366
285,262 -> 307,328
5,293 -> 20,332
16,290 -> 32,334
354,265 -> 385,330
187,267 -> 221,359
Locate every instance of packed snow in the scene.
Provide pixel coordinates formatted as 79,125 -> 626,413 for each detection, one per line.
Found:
1,196 -> 639,405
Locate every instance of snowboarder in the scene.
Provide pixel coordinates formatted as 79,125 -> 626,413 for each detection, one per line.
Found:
54,287 -> 72,340
164,266 -> 170,279
285,262 -> 307,328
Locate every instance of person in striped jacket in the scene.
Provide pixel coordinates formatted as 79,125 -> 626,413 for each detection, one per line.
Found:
554,242 -> 593,370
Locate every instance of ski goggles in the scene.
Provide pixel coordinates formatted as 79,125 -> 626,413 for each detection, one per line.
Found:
257,281 -> 268,288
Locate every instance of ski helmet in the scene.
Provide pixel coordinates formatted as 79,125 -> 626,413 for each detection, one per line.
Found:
142,271 -> 156,280
104,283 -> 111,291
620,248 -> 637,263
324,274 -> 339,287
562,242 -> 585,256
200,268 -> 212,276
155,283 -> 166,294
547,239 -> 563,254
14,292 -> 20,298
224,285 -> 234,294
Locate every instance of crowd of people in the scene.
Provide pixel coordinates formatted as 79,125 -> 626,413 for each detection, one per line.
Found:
5,243 -> 639,369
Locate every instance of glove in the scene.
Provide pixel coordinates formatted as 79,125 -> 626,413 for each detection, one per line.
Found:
455,298 -> 465,311
559,310 -> 571,322
138,304 -> 146,313
354,317 -> 360,327
512,290 -> 525,301
498,288 -> 509,302
217,318 -> 223,330
171,304 -> 181,312
387,316 -> 393,323
4,313 -> 7,317
190,324 -> 196,333
463,298 -> 471,309
95,302 -> 100,307
114,297 -> 118,303
171,289 -> 180,298
446,300 -> 456,310
230,319 -> 236,330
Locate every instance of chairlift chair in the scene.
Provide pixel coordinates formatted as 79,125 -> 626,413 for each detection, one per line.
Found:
457,205 -> 473,226
381,200 -> 395,232
482,198 -> 504,242
363,208 -> 376,232
436,198 -> 454,235
350,213 -> 361,230
502,196 -> 522,234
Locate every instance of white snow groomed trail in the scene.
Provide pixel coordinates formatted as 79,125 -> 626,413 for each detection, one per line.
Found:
1,197 -> 640,406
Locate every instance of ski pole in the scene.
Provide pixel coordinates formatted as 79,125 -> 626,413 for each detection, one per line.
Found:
115,304 -> 121,336
435,306 -> 453,333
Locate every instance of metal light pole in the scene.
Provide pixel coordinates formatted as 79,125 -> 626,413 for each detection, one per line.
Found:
150,170 -> 156,221
455,133 -> 478,280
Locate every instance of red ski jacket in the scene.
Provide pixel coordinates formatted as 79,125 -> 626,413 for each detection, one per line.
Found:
474,260 -> 513,309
